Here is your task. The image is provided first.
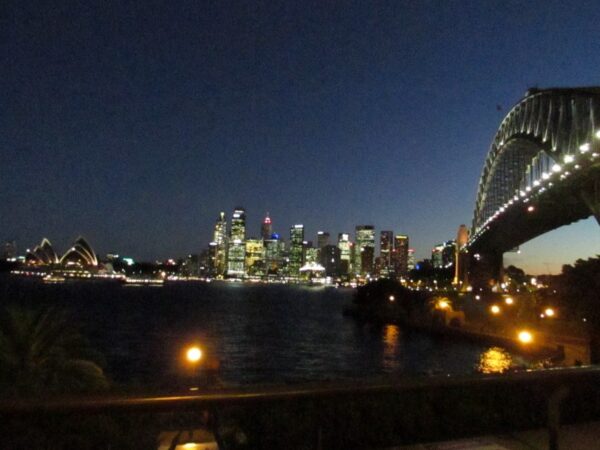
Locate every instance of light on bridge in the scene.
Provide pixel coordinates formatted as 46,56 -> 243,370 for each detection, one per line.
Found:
579,143 -> 590,153
551,163 -> 562,173
564,154 -> 575,164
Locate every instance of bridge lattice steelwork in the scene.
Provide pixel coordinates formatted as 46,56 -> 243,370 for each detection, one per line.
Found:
470,88 -> 600,247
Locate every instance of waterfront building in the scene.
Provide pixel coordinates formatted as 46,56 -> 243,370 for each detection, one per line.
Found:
26,236 -> 98,267
261,213 -> 272,241
212,212 -> 228,276
337,233 -> 352,275
355,225 -> 375,277
391,235 -> 409,278
245,239 -> 265,276
380,230 -> 393,277
320,244 -> 341,277
26,238 -> 59,265
227,207 -> 246,277
288,225 -> 304,278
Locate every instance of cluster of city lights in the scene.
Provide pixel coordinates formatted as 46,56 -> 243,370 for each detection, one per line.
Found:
470,129 -> 600,246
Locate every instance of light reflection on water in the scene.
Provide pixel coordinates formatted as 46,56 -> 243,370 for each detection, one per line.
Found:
477,347 -> 512,374
382,324 -> 401,370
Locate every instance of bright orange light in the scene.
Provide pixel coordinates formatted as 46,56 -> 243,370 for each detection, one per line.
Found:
504,297 -> 514,305
186,346 -> 202,363
544,308 -> 555,317
490,305 -> 501,315
389,295 -> 395,302
518,330 -> 533,344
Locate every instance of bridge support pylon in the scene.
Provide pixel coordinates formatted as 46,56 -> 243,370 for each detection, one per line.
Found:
467,250 -> 503,291
581,174 -> 600,226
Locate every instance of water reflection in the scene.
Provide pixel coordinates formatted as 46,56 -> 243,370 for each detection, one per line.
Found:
477,347 -> 512,373
382,324 -> 401,370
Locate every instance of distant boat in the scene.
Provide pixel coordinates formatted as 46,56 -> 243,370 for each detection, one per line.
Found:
124,277 -> 164,286
43,274 -> 65,284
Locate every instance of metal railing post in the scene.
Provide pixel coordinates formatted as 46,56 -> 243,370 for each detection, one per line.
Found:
547,386 -> 569,450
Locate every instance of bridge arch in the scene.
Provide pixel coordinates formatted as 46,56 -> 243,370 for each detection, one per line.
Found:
472,88 -> 600,241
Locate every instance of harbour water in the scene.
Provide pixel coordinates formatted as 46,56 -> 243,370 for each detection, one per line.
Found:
0,276 -> 536,387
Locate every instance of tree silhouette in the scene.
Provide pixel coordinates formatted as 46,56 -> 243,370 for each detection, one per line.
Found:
0,306 -> 108,397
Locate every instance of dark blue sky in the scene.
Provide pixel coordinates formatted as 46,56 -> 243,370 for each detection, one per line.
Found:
2,0 -> 600,270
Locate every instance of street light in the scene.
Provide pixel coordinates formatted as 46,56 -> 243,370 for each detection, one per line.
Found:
504,297 -> 514,305
518,330 -> 533,344
544,308 -> 555,317
186,346 -> 203,363
490,305 -> 501,315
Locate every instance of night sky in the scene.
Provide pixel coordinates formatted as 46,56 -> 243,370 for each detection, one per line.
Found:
2,0 -> 599,273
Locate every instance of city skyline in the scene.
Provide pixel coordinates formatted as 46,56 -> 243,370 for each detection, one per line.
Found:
2,1 -> 600,274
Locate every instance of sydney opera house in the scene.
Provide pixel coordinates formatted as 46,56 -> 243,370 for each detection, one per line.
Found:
26,237 -> 98,267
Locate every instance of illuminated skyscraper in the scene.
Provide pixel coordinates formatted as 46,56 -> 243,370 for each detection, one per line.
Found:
355,225 -> 375,277
261,213 -> 272,241
264,233 -> 284,276
380,230 -> 393,277
391,235 -> 409,278
337,233 -> 352,275
245,239 -> 264,276
289,225 -> 304,278
227,207 -> 246,277
212,212 -> 228,276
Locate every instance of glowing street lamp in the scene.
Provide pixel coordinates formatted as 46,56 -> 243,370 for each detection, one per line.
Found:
518,330 -> 533,344
389,295 -> 395,302
186,346 -> 203,363
544,308 -> 555,317
504,297 -> 514,305
490,305 -> 501,315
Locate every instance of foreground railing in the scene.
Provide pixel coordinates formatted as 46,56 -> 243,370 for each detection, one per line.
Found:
3,366 -> 600,449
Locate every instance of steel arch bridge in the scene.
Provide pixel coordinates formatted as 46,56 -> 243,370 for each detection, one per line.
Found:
463,88 -> 600,284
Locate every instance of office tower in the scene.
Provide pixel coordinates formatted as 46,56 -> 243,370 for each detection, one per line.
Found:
227,207 -> 246,277
208,242 -> 218,276
261,213 -> 272,241
355,225 -> 375,277
380,230 -> 393,277
304,247 -> 319,264
408,248 -> 416,271
245,239 -> 264,276
289,225 -> 304,278
337,233 -> 352,275
392,235 -> 409,278
320,244 -> 341,277
454,224 -> 469,285
317,231 -> 330,249
212,212 -> 228,276
432,244 -> 443,268
264,233 -> 285,275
